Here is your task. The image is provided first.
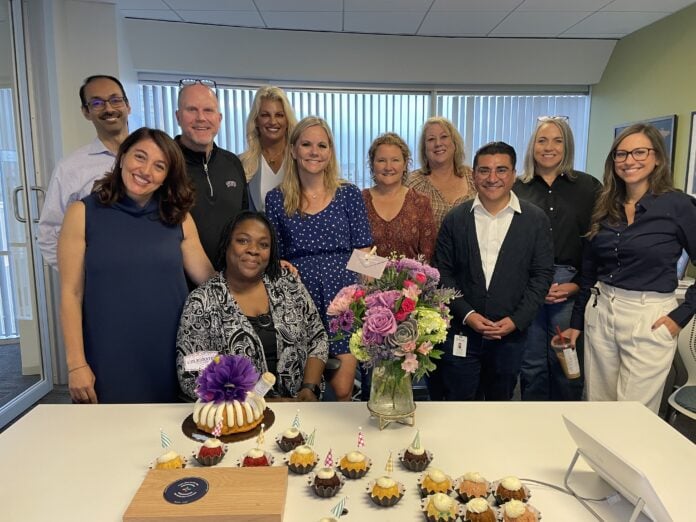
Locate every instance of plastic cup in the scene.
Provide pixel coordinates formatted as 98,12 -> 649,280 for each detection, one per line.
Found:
550,335 -> 581,379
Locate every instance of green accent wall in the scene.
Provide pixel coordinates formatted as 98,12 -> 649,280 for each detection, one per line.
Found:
587,3 -> 696,190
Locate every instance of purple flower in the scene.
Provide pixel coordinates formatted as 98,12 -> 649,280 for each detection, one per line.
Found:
329,318 -> 340,334
365,290 -> 401,310
363,306 -> 397,345
338,310 -> 355,331
196,355 -> 259,403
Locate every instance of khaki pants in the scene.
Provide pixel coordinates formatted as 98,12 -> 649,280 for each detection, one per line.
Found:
584,281 -> 678,414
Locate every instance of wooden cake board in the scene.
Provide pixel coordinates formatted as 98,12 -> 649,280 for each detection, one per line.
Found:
123,466 -> 287,522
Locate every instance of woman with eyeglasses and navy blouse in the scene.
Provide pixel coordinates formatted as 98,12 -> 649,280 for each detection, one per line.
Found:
563,123 -> 696,414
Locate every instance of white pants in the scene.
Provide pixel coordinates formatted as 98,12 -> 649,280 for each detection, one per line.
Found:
584,281 -> 678,414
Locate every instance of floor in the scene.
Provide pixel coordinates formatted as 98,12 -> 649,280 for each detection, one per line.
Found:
0,343 -> 40,409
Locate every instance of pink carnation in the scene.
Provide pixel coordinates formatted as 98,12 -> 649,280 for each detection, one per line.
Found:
401,341 -> 417,353
417,341 -> 433,355
401,353 -> 419,374
328,285 -> 361,316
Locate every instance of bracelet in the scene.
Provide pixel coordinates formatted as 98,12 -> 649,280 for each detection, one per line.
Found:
69,364 -> 88,373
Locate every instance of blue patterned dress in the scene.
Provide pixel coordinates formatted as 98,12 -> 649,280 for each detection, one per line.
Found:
265,183 -> 372,355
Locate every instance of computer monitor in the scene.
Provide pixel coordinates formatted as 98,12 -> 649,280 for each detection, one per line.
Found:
562,415 -> 672,522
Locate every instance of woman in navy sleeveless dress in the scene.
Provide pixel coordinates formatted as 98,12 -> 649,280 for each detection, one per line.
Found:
59,128 -> 213,403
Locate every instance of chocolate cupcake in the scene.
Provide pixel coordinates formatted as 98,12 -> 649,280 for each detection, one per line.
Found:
399,445 -> 432,472
494,476 -> 530,504
276,427 -> 306,452
308,467 -> 344,497
463,497 -> 496,522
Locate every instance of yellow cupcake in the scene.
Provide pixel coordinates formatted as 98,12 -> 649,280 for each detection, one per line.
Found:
371,476 -> 399,499
426,493 -> 457,521
155,450 -> 184,469
421,468 -> 452,494
289,445 -> 316,466
339,451 -> 368,472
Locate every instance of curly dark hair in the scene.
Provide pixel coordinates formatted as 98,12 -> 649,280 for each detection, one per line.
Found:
93,127 -> 194,225
215,211 -> 282,281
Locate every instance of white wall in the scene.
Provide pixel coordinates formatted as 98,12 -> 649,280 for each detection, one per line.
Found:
125,18 -> 615,88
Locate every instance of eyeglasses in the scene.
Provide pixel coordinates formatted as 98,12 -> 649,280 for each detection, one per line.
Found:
84,96 -> 128,111
179,78 -> 217,88
537,115 -> 569,122
474,166 -> 512,178
612,147 -> 655,163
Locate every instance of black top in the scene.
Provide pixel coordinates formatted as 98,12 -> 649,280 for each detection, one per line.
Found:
571,190 -> 696,329
513,170 -> 601,282
175,137 -> 249,264
434,198 -> 555,335
246,312 -> 278,377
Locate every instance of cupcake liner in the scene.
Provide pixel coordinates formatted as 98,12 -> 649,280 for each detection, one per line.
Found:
337,455 -> 372,479
192,444 -> 228,466
306,471 -> 346,498
284,449 -> 318,474
496,501 -> 542,520
420,494 -> 465,522
453,474 -> 491,504
398,449 -> 433,472
490,479 -> 531,505
418,470 -> 454,498
365,479 -> 406,507
236,450 -> 275,467
275,431 -> 307,452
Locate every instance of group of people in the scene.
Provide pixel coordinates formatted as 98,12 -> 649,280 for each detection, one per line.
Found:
41,75 -> 696,416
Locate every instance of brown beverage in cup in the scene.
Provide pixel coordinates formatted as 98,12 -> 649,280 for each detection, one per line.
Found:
550,335 -> 581,379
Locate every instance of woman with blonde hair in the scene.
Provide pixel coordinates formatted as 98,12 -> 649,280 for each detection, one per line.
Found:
564,123 -> 696,413
240,86 -> 297,210
265,116 -> 372,401
513,116 -> 601,401
406,117 -> 475,229
362,132 -> 436,262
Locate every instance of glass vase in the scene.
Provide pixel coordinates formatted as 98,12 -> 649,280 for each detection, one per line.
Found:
367,362 -> 415,420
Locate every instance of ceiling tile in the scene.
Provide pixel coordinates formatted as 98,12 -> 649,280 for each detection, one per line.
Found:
344,11 -> 425,34
557,33 -> 624,38
177,10 -> 264,27
255,0 -> 342,11
419,11 -> 508,36
116,0 -> 169,9
517,0 -> 610,10
121,9 -> 182,21
563,11 -> 668,35
261,11 -> 343,31
166,0 -> 255,9
491,11 -> 592,36
603,0 -> 695,12
431,0 -> 522,11
345,0 -> 431,9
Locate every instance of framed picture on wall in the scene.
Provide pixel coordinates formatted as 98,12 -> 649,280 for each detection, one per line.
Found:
614,115 -> 677,172
686,112 -> 696,197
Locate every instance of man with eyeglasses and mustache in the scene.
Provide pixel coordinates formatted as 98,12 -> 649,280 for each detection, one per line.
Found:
432,141 -> 554,401
38,74 -> 130,269
175,79 -> 248,268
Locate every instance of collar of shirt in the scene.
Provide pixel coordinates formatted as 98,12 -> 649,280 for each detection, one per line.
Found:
532,171 -> 575,186
471,190 -> 522,217
88,137 -> 116,157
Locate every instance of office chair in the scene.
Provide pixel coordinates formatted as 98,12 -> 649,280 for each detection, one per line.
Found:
667,316 -> 696,424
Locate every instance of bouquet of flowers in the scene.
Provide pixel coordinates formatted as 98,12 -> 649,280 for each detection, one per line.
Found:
327,257 -> 457,382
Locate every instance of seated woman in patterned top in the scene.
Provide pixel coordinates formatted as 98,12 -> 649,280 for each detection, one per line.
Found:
176,210 -> 328,401
362,132 -> 436,263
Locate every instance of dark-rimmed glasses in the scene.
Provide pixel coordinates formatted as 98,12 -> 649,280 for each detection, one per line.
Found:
179,78 -> 217,88
612,147 -> 655,163
83,96 -> 128,111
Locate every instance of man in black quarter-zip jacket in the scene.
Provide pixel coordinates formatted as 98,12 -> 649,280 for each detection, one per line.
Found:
175,81 -> 248,268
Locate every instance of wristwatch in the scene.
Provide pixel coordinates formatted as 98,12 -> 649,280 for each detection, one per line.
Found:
300,383 -> 321,396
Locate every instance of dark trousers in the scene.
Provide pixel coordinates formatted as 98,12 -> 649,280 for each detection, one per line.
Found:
428,331 -> 526,401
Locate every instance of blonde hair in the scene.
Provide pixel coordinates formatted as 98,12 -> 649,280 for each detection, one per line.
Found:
240,86 -> 297,180
368,132 -> 412,184
417,116 -> 469,177
588,123 -> 673,239
279,116 -> 343,216
520,117 -> 576,183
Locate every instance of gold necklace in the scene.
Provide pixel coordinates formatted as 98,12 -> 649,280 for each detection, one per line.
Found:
262,147 -> 284,166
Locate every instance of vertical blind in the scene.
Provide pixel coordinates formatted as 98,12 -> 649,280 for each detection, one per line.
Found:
140,82 -> 589,189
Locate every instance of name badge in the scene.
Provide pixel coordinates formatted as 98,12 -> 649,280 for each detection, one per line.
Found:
183,351 -> 218,372
453,335 -> 468,357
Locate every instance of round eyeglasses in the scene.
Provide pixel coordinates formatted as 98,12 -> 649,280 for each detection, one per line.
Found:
612,147 -> 655,163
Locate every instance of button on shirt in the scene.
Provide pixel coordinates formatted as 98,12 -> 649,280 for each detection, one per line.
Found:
472,191 -> 522,289
571,191 -> 696,329
513,170 -> 601,277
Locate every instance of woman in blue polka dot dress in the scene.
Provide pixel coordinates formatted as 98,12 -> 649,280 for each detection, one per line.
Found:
266,116 -> 372,401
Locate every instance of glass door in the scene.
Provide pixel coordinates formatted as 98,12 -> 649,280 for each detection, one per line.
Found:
0,0 -> 52,429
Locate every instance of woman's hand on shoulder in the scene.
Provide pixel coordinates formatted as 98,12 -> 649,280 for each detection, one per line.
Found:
280,259 -> 298,276
68,365 -> 98,404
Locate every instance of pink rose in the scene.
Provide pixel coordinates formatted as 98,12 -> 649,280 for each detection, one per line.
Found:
417,341 -> 433,355
413,272 -> 427,284
401,353 -> 419,373
365,290 -> 401,310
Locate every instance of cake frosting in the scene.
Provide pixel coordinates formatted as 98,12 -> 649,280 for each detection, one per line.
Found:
155,450 -> 184,469
427,469 -> 447,483
462,471 -> 486,483
466,498 -> 489,513
346,450 -> 365,463
203,438 -> 222,449
317,467 -> 336,479
246,448 -> 265,458
157,450 -> 180,464
376,476 -> 396,488
500,476 -> 522,491
283,427 -> 301,438
504,500 -> 527,518
426,492 -> 456,519
407,445 -> 425,456
192,391 -> 266,435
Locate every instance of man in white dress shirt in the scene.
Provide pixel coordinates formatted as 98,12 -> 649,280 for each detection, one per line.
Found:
432,141 -> 554,400
38,75 -> 130,269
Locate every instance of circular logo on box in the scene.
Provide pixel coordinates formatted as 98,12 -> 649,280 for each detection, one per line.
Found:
163,477 -> 209,504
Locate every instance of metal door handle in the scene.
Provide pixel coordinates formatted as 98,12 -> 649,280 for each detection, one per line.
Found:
12,186 -> 26,223
30,186 -> 46,224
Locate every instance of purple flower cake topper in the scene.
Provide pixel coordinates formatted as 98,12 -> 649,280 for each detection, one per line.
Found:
196,355 -> 259,403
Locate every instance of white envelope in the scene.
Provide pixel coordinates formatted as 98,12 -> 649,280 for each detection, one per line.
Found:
346,249 -> 388,278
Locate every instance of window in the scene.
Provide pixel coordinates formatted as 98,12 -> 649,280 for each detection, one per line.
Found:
140,80 -> 589,188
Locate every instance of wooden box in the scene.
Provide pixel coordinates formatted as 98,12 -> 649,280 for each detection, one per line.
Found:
123,466 -> 287,521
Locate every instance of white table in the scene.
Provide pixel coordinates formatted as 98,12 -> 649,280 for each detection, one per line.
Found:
2,401 -> 694,521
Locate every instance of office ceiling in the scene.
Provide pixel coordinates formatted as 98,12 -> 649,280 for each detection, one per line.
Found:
112,0 -> 696,39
